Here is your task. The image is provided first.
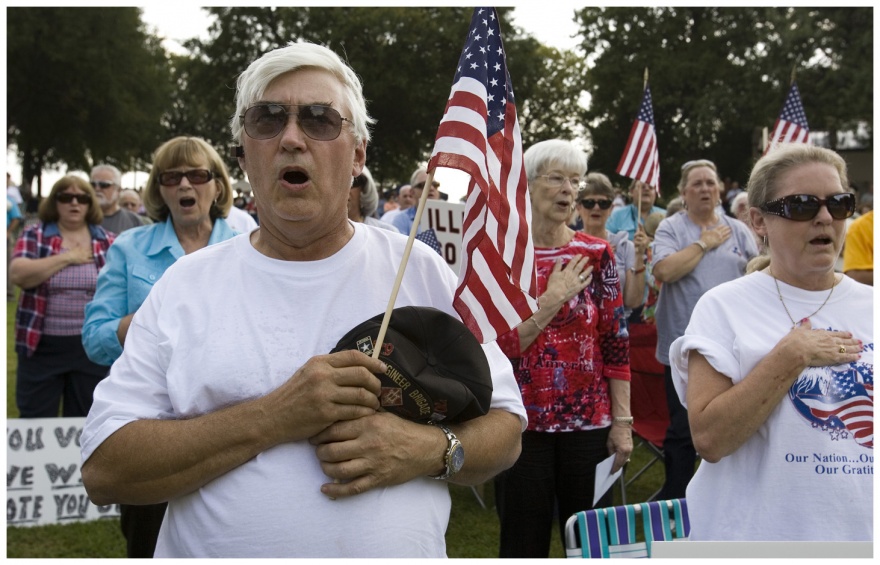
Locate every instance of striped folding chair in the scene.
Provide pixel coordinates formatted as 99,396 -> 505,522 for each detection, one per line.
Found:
564,498 -> 690,558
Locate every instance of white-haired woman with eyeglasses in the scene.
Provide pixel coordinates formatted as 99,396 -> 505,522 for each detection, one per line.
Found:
347,165 -> 400,233
669,144 -> 871,541
650,158 -> 759,501
494,139 -> 632,558
81,135 -> 238,558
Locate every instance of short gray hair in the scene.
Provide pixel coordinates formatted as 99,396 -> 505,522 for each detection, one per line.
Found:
523,139 -> 587,182
410,167 -> 427,186
355,165 -> 379,218
230,42 -> 374,145
90,164 -> 122,185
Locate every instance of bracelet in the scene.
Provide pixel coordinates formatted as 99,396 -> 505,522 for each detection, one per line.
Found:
612,416 -> 634,426
694,240 -> 708,253
629,265 -> 646,275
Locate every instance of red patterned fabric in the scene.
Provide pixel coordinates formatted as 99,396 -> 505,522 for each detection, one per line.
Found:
497,232 -> 630,432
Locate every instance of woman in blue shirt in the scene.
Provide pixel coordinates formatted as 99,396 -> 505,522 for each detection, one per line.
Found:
82,136 -> 239,557
605,179 -> 665,241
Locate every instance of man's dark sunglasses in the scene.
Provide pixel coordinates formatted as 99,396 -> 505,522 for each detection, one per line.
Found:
89,180 -> 116,190
579,198 -> 613,210
56,192 -> 92,205
760,193 -> 855,222
413,181 -> 440,190
158,169 -> 214,187
241,104 -> 352,141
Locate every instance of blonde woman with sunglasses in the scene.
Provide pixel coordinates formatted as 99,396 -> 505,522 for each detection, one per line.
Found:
669,144 -> 871,541
10,175 -> 114,418
81,136 -> 238,557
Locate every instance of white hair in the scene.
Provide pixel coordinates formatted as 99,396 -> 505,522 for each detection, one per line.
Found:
90,164 -> 122,185
230,42 -> 374,145
523,139 -> 587,181
356,165 -> 379,217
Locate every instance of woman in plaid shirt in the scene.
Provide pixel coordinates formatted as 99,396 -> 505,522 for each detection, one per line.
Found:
10,175 -> 114,418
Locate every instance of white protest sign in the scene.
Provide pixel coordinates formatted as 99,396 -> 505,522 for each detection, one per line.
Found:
418,199 -> 465,276
7,417 -> 120,527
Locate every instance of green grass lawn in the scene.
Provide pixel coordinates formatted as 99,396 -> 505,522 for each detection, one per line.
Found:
6,297 -> 666,558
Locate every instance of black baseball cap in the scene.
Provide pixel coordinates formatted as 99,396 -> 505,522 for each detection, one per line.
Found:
331,306 -> 493,424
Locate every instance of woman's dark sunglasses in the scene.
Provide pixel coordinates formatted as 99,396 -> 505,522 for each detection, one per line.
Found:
579,198 -> 613,210
158,169 -> 214,187
241,104 -> 352,141
56,192 -> 91,205
760,193 -> 855,221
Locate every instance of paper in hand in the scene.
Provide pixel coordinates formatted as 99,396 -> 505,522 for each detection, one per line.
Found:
593,453 -> 624,506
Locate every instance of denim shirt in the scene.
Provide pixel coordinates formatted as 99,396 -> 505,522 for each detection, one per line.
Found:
82,216 -> 239,365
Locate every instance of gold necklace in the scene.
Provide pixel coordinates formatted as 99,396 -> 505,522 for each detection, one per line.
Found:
769,268 -> 837,329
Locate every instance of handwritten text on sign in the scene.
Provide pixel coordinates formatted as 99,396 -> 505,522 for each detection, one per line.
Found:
7,417 -> 120,527
419,200 -> 465,276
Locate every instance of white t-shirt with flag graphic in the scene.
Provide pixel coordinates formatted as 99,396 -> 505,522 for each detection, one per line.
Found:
670,272 -> 872,541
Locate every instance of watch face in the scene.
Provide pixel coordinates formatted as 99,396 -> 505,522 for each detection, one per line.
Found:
450,443 -> 465,472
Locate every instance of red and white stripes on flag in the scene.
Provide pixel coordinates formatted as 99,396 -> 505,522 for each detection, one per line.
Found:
765,82 -> 810,154
428,7 -> 537,343
616,84 -> 660,194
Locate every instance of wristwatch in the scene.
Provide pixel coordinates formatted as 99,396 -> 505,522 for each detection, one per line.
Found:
430,422 -> 465,480
694,239 -> 708,253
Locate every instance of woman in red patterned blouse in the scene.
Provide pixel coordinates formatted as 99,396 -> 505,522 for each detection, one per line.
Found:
494,140 -> 632,558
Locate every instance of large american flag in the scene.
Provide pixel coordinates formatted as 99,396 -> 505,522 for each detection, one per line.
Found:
765,82 -> 810,154
616,84 -> 660,194
428,7 -> 537,343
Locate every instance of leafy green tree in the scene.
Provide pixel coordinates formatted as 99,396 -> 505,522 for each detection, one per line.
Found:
172,7 -> 583,187
7,7 -> 172,194
575,7 -> 872,197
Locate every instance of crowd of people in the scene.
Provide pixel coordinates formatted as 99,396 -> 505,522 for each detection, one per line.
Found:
5,41 -> 873,557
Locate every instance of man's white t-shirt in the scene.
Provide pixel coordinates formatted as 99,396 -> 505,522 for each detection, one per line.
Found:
81,223 -> 526,557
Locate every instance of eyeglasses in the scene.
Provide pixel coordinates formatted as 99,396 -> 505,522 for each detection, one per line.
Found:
760,193 -> 855,221
56,193 -> 92,205
681,159 -> 716,171
158,169 -> 215,187
536,174 -> 583,189
89,180 -> 116,190
413,180 -> 440,190
241,104 -> 352,141
579,198 -> 613,210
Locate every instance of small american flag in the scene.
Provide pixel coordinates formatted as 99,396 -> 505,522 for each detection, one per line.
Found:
415,228 -> 442,255
794,364 -> 873,449
765,82 -> 810,154
616,84 -> 660,194
428,7 -> 537,343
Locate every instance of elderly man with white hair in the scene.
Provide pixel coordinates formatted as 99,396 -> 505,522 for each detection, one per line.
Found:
90,164 -> 145,234
80,42 -> 525,558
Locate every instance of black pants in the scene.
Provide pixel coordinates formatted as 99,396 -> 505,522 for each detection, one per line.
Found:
120,503 -> 168,558
495,428 -> 613,558
16,335 -> 109,418
657,364 -> 696,500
